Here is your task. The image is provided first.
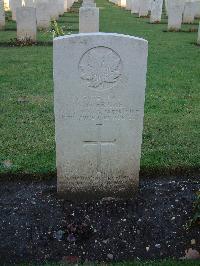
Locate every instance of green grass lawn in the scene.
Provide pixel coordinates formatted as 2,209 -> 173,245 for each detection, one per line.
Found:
0,0 -> 199,177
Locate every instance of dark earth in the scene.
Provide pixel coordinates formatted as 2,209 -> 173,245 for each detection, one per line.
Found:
0,176 -> 200,264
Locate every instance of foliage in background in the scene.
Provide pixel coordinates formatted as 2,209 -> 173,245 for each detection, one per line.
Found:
51,20 -> 65,38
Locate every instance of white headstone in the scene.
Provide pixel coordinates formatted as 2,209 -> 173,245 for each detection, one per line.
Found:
36,1 -> 51,30
194,1 -> 200,18
125,0 -> 132,10
58,0 -> 65,15
167,0 -> 185,31
139,0 -> 150,17
82,0 -> 96,7
49,0 -> 59,20
53,33 -> 148,200
0,0 -> 5,29
11,0 -> 22,20
79,7 -> 99,33
83,0 -> 94,5
23,0 -> 35,7
150,0 -> 163,23
148,0 -> 153,11
165,0 -> 169,15
183,2 -> 195,23
64,0 -> 68,11
67,0 -> 74,9
131,0 -> 140,13
197,22 -> 200,44
16,7 -> 37,41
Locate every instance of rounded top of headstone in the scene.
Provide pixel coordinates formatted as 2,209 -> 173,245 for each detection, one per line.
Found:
53,32 -> 148,45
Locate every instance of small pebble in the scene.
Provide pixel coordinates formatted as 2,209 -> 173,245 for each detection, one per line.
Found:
107,253 -> 114,260
191,239 -> 196,245
54,230 -> 64,241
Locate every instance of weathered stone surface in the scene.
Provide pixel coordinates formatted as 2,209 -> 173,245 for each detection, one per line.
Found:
79,7 -> 99,33
125,0 -> 132,10
36,1 -> 51,30
165,0 -> 169,15
11,0 -> 22,21
150,0 -> 163,23
49,0 -> 59,20
139,0 -> 150,17
198,22 -> 200,44
168,0 -> 185,31
193,0 -> 200,18
58,0 -> 65,15
65,0 -> 74,10
23,0 -> 35,7
183,2 -> 195,24
148,0 -> 153,11
131,0 -> 140,14
53,33 -> 148,200
64,0 -> 68,11
16,7 -> 37,41
0,0 -> 5,29
82,0 -> 96,7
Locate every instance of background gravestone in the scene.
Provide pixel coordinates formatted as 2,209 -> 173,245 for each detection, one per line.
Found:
53,33 -> 148,200
194,1 -> 200,18
23,0 -> 35,8
198,22 -> 200,45
79,7 -> 99,33
150,0 -> 163,23
16,7 -> 37,41
0,0 -> 5,30
167,0 -> 185,31
36,1 -> 51,30
131,0 -> 140,14
11,0 -> 22,21
183,2 -> 195,24
49,0 -> 59,20
125,0 -> 132,10
139,0 -> 149,17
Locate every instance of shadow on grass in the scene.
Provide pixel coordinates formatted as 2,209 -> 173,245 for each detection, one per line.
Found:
163,29 -> 198,33
58,20 -> 78,23
4,27 -> 16,31
0,41 -> 53,47
64,28 -> 79,32
192,42 -> 200,47
0,166 -> 199,182
147,21 -> 167,25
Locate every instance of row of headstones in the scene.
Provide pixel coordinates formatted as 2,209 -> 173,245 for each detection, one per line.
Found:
0,0 -> 77,40
109,0 -> 200,43
79,0 -> 99,32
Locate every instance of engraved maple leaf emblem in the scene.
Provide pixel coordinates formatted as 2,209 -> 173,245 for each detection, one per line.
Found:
79,47 -> 122,88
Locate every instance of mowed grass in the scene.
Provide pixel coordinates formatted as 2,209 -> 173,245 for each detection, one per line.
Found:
0,0 -> 199,176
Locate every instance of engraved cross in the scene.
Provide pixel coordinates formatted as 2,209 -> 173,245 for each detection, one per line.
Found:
83,123 -> 116,174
